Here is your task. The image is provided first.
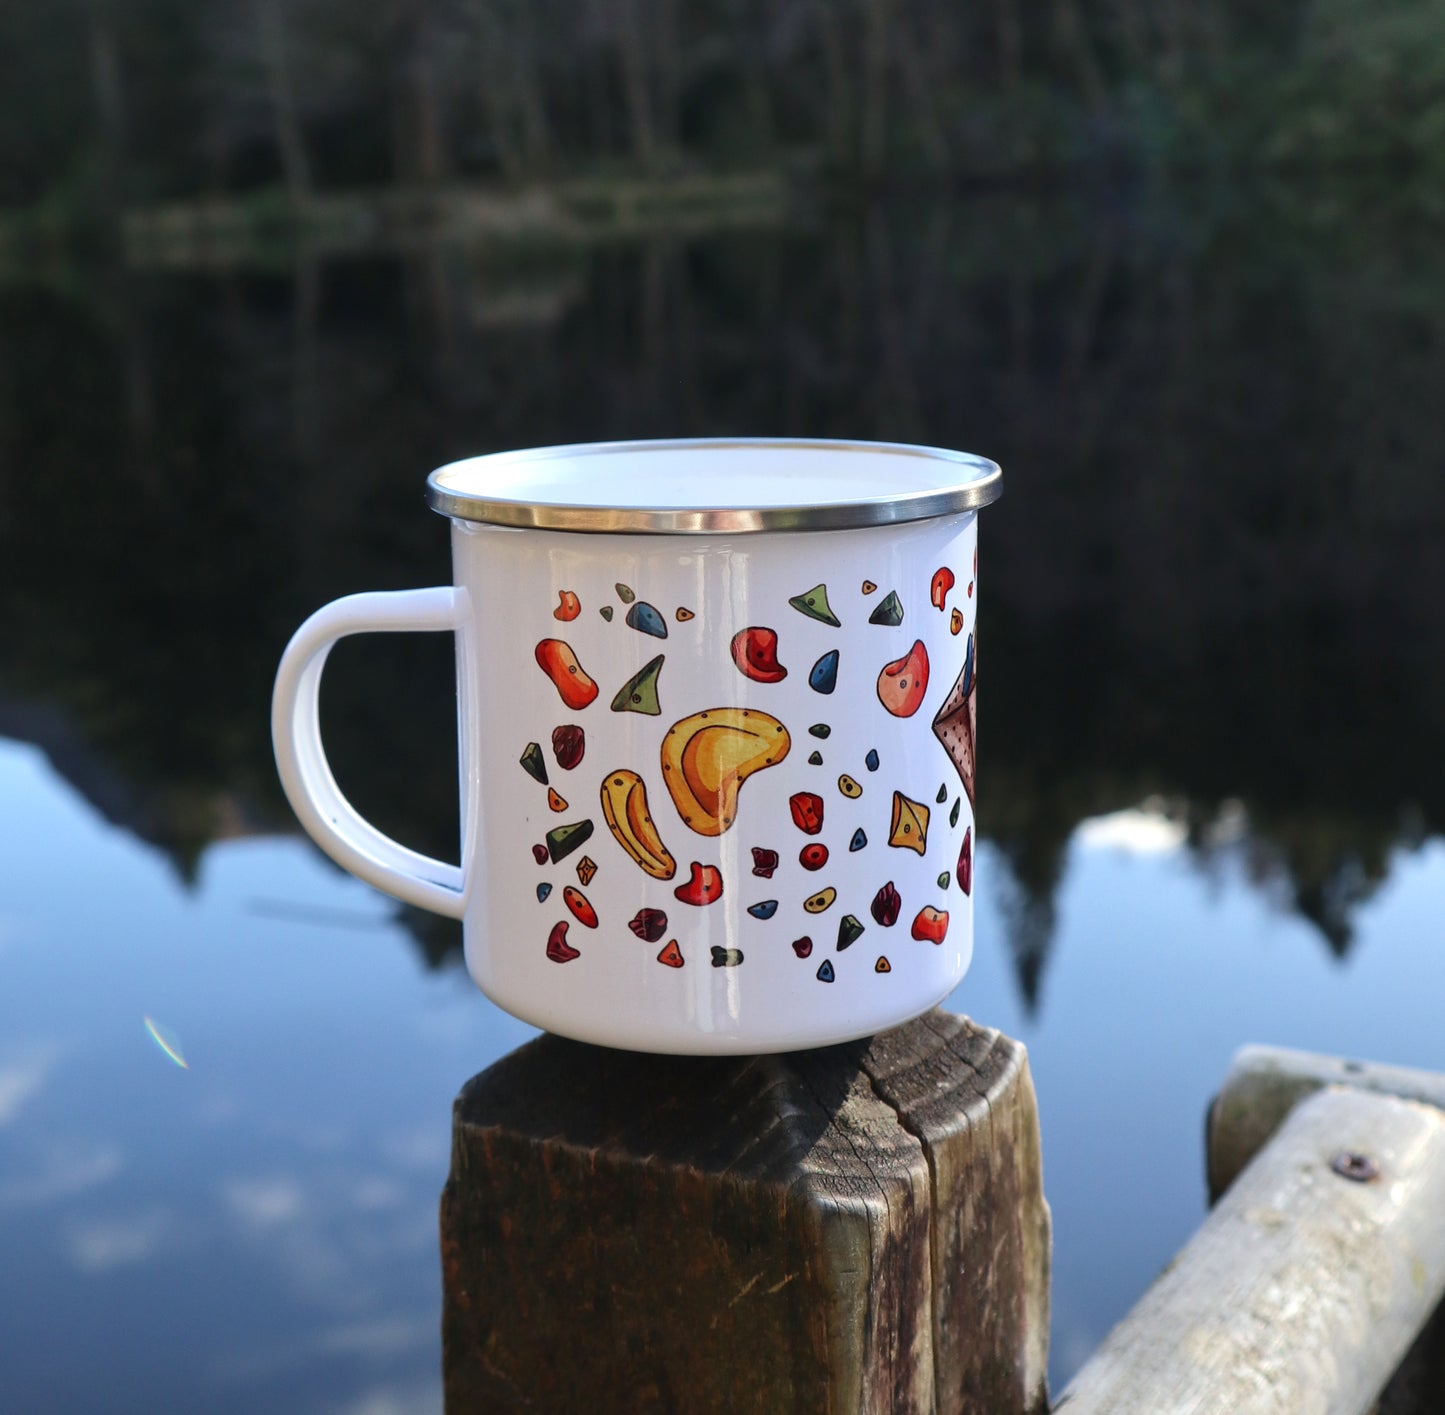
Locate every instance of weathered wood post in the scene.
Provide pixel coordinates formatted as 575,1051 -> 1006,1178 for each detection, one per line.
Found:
440,1008 -> 1051,1413
1058,1046 -> 1445,1415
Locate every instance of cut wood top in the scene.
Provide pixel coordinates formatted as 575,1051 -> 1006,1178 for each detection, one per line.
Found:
443,1008 -> 1051,1415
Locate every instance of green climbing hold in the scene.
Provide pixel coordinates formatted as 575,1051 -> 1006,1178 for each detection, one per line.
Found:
599,606 -> 614,621
937,783 -> 947,803
836,914 -> 865,950
546,819 -> 594,863
809,724 -> 831,739
937,871 -> 950,890
950,797 -> 961,828
616,583 -> 636,604
519,742 -> 548,785
789,583 -> 841,627
610,654 -> 665,715
868,590 -> 904,627
808,750 -> 823,766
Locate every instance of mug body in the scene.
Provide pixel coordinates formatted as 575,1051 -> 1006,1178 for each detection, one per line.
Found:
449,498 -> 982,1053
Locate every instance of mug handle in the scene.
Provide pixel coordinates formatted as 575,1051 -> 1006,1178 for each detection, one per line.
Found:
271,587 -> 466,919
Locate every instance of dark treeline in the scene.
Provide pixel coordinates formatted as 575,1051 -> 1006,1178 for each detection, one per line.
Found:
3,186 -> 1443,1002
4,0 -> 1444,214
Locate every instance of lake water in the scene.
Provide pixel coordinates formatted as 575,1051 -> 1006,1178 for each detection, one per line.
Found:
3,185 -> 1444,1410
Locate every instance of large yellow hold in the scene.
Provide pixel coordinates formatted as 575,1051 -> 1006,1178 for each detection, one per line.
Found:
661,708 -> 791,836
599,770 -> 677,880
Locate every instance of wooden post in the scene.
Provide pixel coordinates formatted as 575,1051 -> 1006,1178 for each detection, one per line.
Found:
440,1009 -> 1051,1414
1205,1045 -> 1445,1415
1207,1044 -> 1445,1201
1057,1086 -> 1445,1415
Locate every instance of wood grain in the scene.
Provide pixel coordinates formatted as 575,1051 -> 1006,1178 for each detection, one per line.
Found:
440,1009 -> 1050,1413
1058,1087 -> 1445,1415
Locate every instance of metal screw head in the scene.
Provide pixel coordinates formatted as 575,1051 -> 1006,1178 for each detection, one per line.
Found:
1331,1151 -> 1380,1183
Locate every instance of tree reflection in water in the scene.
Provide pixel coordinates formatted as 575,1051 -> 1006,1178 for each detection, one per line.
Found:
2,185 -> 1441,1005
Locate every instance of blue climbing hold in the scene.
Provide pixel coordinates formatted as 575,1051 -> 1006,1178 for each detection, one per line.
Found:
626,601 -> 668,639
809,650 -> 840,694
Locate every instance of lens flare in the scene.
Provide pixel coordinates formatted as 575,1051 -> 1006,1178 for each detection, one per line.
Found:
144,1016 -> 188,1069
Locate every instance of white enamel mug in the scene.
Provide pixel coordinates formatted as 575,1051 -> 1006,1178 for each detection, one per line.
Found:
272,439 -> 1000,1054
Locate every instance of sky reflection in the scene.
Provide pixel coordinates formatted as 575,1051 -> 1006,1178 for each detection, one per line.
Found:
5,730 -> 1445,1405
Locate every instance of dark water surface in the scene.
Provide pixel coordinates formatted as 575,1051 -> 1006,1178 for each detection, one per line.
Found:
3,186 -> 1445,1409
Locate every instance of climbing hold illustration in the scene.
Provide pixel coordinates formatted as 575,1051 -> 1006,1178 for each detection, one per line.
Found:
615,583 -> 635,604
519,742 -> 548,785
657,939 -> 684,967
799,842 -> 829,872
932,632 -> 976,805
731,626 -> 787,683
792,936 -> 813,959
957,826 -> 972,895
861,580 -> 877,595
936,783 -> 947,803
808,750 -> 823,766
865,749 -> 880,772
868,591 -> 904,627
547,788 -> 568,813
626,601 -> 668,639
876,640 -> 930,718
809,724 -> 831,738
600,606 -> 614,622
546,921 -> 579,963
751,847 -> 779,878
563,886 -> 598,929
911,907 -> 949,944
676,607 -> 695,622
611,654 -> 666,715
789,583 -> 840,627
937,871 -> 950,890
789,791 -> 824,835
628,908 -> 669,942
674,861 -> 724,906
870,881 -> 901,927
551,724 -> 585,770
875,956 -> 891,973
576,856 -> 598,886
661,708 -> 790,836
816,959 -> 835,982
545,819 -> 594,864
808,650 -> 840,695
931,567 -> 955,611
803,887 -> 837,914
554,590 -> 581,622
710,947 -> 744,968
950,797 -> 961,829
849,828 -> 867,852
536,883 -> 552,903
888,793 -> 930,855
747,900 -> 779,920
836,915 -> 865,950
535,640 -> 600,710
837,774 -> 862,799
531,843 -> 549,865
600,769 -> 677,880
950,608 -> 963,635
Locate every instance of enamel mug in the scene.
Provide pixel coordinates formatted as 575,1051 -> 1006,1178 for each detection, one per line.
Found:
272,439 -> 1000,1054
